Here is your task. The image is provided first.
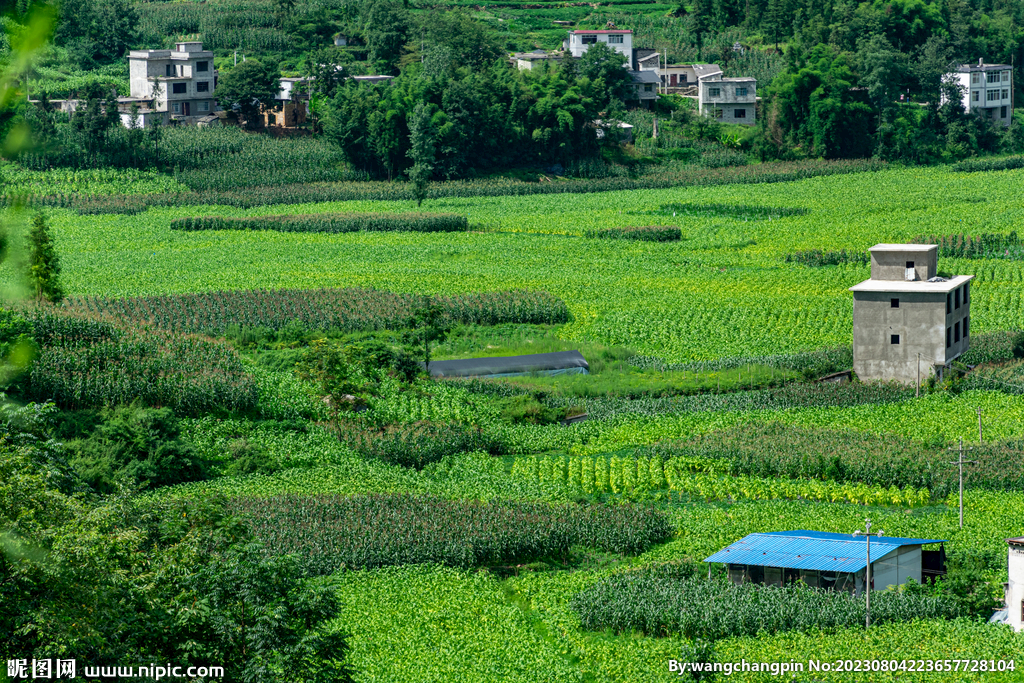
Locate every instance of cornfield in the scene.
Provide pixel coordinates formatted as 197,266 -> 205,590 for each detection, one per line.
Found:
583,226 -> 682,242
15,307 -> 258,415
61,288 -> 571,336
571,570 -> 959,640
230,493 -> 673,574
170,212 -> 468,234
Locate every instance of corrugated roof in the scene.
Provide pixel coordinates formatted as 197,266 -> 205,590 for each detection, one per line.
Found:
704,530 -> 946,573
630,70 -> 661,84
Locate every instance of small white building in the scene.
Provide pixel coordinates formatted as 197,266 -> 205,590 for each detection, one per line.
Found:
698,73 -> 757,124
513,50 -> 566,71
660,63 -> 721,89
128,41 -> 218,123
333,33 -> 348,47
996,537 -> 1024,631
565,29 -> 633,61
946,59 -> 1013,127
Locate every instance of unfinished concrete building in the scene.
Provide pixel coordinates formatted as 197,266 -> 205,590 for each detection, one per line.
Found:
850,244 -> 973,384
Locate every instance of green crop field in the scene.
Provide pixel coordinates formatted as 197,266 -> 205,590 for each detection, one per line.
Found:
14,165 -> 1024,361
7,162 -> 1024,682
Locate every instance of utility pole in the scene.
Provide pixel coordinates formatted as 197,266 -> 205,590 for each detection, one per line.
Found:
917,353 -> 921,397
948,437 -> 977,530
852,518 -> 884,629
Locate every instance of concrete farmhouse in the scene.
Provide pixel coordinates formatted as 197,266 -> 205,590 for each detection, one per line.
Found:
946,59 -> 1013,127
850,244 -> 973,384
127,41 -> 219,124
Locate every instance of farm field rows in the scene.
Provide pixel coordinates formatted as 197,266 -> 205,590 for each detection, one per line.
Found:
13,166 -> 1024,361
8,161 -> 1024,682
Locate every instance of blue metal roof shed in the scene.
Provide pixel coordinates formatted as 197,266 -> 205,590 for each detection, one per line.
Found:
704,530 -> 947,574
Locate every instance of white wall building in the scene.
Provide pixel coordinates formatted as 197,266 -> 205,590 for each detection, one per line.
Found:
128,41 -> 218,122
997,537 -> 1024,631
947,60 -> 1013,127
565,30 -> 633,61
698,73 -> 757,124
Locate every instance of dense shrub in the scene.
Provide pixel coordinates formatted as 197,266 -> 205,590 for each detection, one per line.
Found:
584,226 -> 682,242
571,570 -> 960,640
62,288 -> 572,337
68,406 -> 211,493
170,212 -> 468,234
231,493 -> 673,574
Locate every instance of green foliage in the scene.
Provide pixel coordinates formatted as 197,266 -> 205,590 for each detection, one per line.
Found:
959,331 -> 1024,366
231,493 -> 674,574
405,296 -> 451,371
61,288 -> 571,337
584,226 -> 682,242
214,60 -> 281,129
170,211 -> 468,234
67,405 -> 211,493
571,571 -> 960,640
26,212 -> 63,303
407,102 -> 437,208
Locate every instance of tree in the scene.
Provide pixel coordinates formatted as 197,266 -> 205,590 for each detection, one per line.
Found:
405,297 -> 450,373
304,46 -> 349,100
406,102 -> 436,207
576,41 -> 633,111
213,60 -> 280,129
27,213 -> 63,303
54,0 -> 139,66
364,0 -> 408,75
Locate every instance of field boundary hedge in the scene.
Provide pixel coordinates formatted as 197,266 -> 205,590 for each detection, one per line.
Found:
170,212 -> 468,234
584,226 -> 682,241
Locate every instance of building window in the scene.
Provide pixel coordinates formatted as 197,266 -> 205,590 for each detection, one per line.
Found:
1005,71 -> 1011,82
972,73 -> 979,84
644,84 -> 653,92
891,334 -> 900,345
964,282 -> 969,304
581,34 -> 597,44
972,91 -> 980,102
735,108 -> 746,118
988,90 -> 1000,101
196,81 -> 210,92
987,71 -> 1001,83
955,287 -> 960,309
947,292 -> 952,314
890,298 -> 899,308
1003,89 -> 1009,99
172,82 -> 187,94
1002,106 -> 1008,118
964,316 -> 969,338
954,321 -> 960,343
713,108 -> 723,118
172,102 -> 180,113
737,87 -> 748,97
199,101 -> 210,112
608,35 -> 623,44
709,87 -> 721,97
196,61 -> 209,72
946,327 -> 951,348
